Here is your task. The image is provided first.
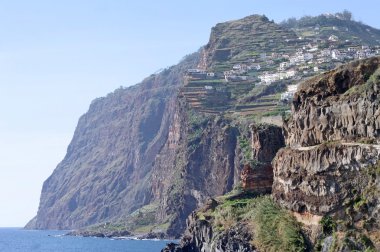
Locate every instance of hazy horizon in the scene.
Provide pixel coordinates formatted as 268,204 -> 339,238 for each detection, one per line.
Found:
0,0 -> 379,227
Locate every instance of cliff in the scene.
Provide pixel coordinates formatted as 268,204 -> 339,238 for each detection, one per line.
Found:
26,53 -> 200,229
284,57 -> 380,147
29,12 -> 380,243
149,101 -> 243,237
162,124 -> 288,251
272,57 -> 380,250
167,57 -> 380,252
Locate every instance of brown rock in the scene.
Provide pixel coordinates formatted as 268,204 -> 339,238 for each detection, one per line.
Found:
240,164 -> 273,193
273,57 -> 380,217
285,57 -> 380,147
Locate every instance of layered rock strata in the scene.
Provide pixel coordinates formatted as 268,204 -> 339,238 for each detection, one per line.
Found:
241,124 -> 285,192
273,57 -> 380,216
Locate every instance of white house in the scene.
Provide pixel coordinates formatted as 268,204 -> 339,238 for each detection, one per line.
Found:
281,84 -> 298,101
281,92 -> 293,101
328,35 -> 339,42
287,84 -> 298,93
251,63 -> 261,70
356,51 -> 367,59
259,69 -> 296,85
285,69 -> 296,78
304,53 -> 314,61
279,62 -> 289,71
331,50 -> 343,60
320,49 -> 331,57
258,72 -> 279,84
187,69 -> 205,74
232,64 -> 242,70
308,46 -> 318,52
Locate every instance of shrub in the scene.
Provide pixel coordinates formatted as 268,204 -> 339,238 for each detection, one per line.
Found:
250,197 -> 306,252
320,216 -> 337,235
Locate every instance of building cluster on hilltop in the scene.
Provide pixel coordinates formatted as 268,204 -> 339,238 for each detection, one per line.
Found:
185,29 -> 380,104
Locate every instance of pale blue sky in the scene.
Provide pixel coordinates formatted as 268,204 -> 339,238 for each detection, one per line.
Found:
0,0 -> 378,227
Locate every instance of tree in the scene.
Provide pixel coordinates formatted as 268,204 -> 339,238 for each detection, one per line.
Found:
336,10 -> 352,21
343,10 -> 353,20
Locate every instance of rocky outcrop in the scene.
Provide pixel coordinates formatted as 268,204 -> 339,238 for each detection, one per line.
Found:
251,124 -> 285,163
240,124 -> 284,192
161,212 -> 255,252
240,124 -> 284,193
285,57 -> 380,147
272,57 -> 380,249
68,228 -> 132,238
274,57 -> 380,215
273,143 -> 380,214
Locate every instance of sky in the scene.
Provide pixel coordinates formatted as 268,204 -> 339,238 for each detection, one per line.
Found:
0,0 -> 379,227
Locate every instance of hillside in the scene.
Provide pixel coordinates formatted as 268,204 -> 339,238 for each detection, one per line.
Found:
28,12 -> 380,240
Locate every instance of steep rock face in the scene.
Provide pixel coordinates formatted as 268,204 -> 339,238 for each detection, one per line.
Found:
153,117 -> 284,236
251,124 -> 285,163
274,57 -> 380,216
164,212 -> 254,252
165,124 -> 285,250
26,53 -> 199,229
273,143 -> 380,214
272,57 -> 380,249
151,101 -> 242,236
241,124 -> 284,192
285,57 -> 380,147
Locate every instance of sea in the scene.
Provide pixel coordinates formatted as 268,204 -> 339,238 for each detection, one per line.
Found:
0,228 -> 175,252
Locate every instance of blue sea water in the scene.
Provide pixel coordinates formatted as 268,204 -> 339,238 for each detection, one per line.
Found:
0,228 -> 174,252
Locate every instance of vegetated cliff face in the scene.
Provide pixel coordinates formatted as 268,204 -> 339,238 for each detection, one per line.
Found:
162,124 -> 286,252
272,57 -> 380,250
151,100 -> 243,237
26,53 -> 199,230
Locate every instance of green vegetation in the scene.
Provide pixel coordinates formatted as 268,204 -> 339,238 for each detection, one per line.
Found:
320,216 -> 337,235
124,203 -> 166,233
238,136 -> 252,162
343,68 -> 380,97
251,197 -> 305,252
261,105 -> 290,117
200,196 -> 306,251
315,159 -> 380,251
186,109 -> 211,152
88,222 -> 127,232
187,108 -> 209,127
